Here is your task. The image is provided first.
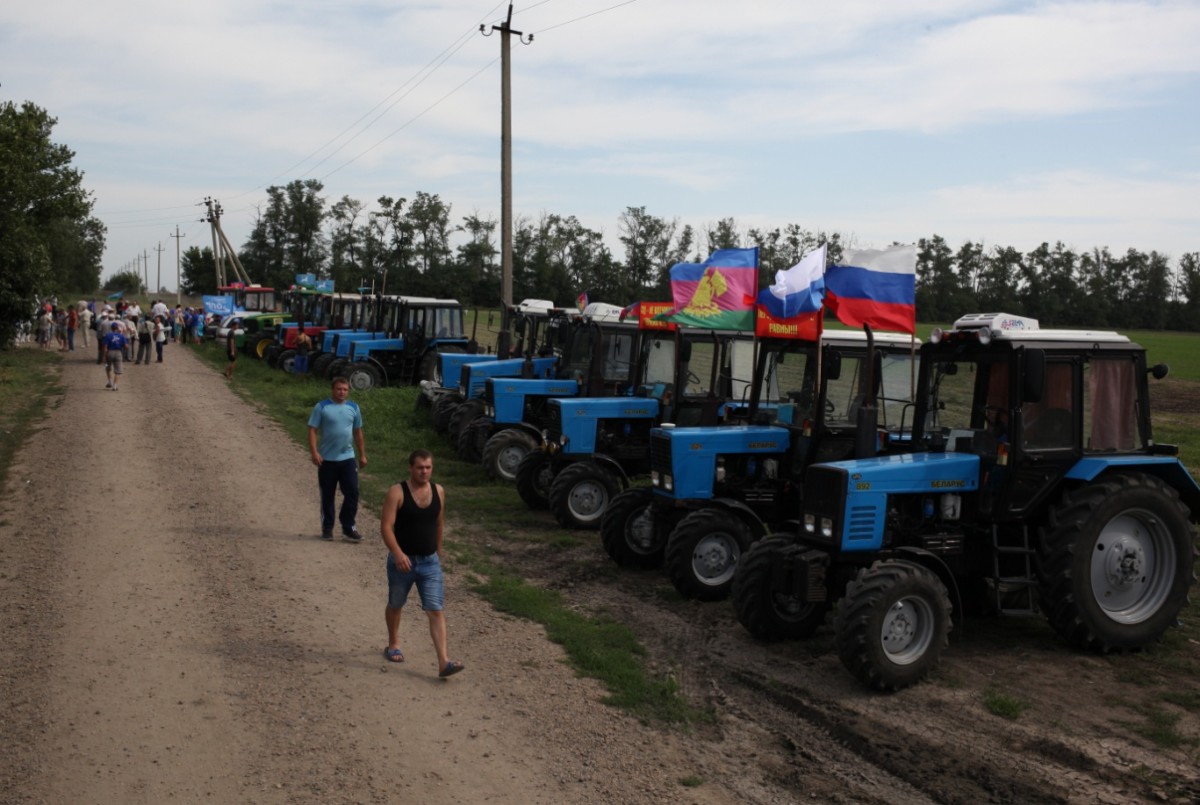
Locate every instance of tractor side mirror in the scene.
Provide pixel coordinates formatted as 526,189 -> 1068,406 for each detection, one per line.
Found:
1149,363 -> 1170,380
1023,349 -> 1045,403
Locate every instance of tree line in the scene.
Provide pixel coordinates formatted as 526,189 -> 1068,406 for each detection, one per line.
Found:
4,101 -> 1198,348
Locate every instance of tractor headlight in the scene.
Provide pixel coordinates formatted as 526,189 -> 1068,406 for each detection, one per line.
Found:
804,513 -> 816,533
820,517 -> 834,538
715,457 -> 726,483
651,470 -> 661,487
664,474 -> 674,492
484,404 -> 494,418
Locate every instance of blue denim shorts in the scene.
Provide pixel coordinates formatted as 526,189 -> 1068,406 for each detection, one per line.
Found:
386,553 -> 444,611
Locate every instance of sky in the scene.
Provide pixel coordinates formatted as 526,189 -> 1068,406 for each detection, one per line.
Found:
3,0 -> 1199,292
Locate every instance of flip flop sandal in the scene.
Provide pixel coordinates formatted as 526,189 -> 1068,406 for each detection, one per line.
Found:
383,647 -> 405,663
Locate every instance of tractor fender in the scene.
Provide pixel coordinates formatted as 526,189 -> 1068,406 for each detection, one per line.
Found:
506,421 -> 548,447
591,454 -> 632,491
364,355 -> 390,386
891,546 -> 965,637
1066,457 -> 1200,524
702,497 -> 771,540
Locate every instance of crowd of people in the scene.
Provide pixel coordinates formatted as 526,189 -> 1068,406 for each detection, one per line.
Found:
26,298 -> 226,388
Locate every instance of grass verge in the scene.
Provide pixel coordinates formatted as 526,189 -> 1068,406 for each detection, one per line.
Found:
0,348 -> 63,491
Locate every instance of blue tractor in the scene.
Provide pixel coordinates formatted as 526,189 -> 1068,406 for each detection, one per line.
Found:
428,300 -> 583,447
602,328 -> 919,600
456,302 -> 648,476
516,323 -> 761,530
733,313 -> 1199,691
340,297 -> 477,390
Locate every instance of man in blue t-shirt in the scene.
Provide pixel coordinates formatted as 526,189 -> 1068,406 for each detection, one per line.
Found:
101,321 -> 128,391
307,377 -> 368,541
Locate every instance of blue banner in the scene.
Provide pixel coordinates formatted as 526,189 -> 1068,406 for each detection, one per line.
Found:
295,273 -> 316,288
203,295 -> 236,316
315,279 -> 335,292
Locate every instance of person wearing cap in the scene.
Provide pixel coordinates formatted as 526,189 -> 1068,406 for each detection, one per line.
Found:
101,321 -> 128,391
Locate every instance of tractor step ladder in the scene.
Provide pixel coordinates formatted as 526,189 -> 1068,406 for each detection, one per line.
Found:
991,525 -> 1038,616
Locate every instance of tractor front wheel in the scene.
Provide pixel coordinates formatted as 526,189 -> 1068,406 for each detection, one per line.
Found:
733,536 -> 828,640
600,488 -> 663,568
1038,472 -> 1195,652
835,559 -> 951,692
431,394 -> 461,434
664,508 -> 751,601
481,429 -> 537,482
550,461 -> 618,529
515,451 -> 554,510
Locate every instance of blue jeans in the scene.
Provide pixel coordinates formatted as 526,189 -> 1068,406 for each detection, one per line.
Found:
294,353 -> 309,373
317,458 -> 359,534
387,553 -> 445,611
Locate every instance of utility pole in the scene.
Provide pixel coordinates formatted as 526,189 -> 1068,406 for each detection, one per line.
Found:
482,3 -> 533,355
170,226 -> 186,304
204,197 -> 224,288
154,242 -> 165,295
142,249 -> 149,295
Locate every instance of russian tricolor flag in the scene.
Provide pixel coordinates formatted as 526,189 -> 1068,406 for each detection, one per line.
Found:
756,245 -> 826,319
825,245 -> 917,334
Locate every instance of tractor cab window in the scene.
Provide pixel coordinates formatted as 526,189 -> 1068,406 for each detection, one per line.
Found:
683,337 -> 719,396
825,354 -> 870,426
640,335 -> 676,388
429,307 -> 463,339
601,332 -> 637,384
926,359 -> 981,434
1083,357 -> 1139,451
562,327 -> 596,381
1021,360 -> 1075,451
729,338 -> 759,404
759,342 -> 819,425
878,352 -> 919,430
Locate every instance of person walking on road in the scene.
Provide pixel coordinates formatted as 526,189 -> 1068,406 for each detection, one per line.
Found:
101,321 -> 127,391
135,315 -> 153,365
153,315 -> 167,362
307,377 -> 367,541
379,449 -> 463,679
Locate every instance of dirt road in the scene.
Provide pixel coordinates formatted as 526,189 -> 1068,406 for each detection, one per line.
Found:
1,344 -> 1197,804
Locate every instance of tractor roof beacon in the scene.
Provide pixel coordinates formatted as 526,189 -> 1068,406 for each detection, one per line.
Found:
734,312 -> 1200,692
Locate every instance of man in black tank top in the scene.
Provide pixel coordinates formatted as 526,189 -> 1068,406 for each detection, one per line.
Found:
380,449 -> 464,678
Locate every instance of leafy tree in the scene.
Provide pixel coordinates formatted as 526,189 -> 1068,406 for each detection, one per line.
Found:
0,101 -> 103,345
618,206 -> 686,295
703,217 -> 741,253
915,235 -> 958,323
103,269 -> 145,296
180,246 -> 217,296
456,212 -> 499,305
239,180 -> 327,291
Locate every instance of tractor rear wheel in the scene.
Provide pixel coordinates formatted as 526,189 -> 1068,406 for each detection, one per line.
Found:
835,559 -> 951,691
515,451 -> 553,510
481,429 -> 536,482
1038,472 -> 1195,652
733,536 -> 828,640
600,488 -> 663,568
550,461 -> 618,530
310,353 -> 336,379
431,394 -> 461,434
665,508 -> 751,601
456,416 -> 492,463
448,399 -> 485,445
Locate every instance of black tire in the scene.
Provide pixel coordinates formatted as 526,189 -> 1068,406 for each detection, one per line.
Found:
427,345 -> 465,386
515,451 -> 553,510
600,488 -> 664,569
264,344 -> 283,367
431,393 -> 462,433
347,361 -> 382,391
733,536 -> 828,640
664,508 -> 752,601
414,393 -> 432,413
328,359 -> 349,380
835,559 -> 952,692
1038,473 -> 1196,652
310,352 -> 336,379
277,349 -> 297,373
482,429 -> 537,482
550,461 -> 618,530
448,398 -> 486,445
455,416 -> 488,463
